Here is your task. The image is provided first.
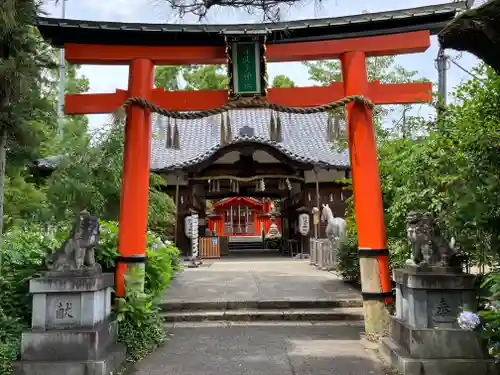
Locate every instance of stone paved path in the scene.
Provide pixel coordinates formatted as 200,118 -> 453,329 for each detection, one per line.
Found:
129,324 -> 386,375
129,258 -> 386,375
163,258 -> 361,303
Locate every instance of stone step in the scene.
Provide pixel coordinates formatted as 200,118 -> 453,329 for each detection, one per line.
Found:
161,307 -> 364,322
228,243 -> 264,250
161,299 -> 363,312
164,320 -> 366,328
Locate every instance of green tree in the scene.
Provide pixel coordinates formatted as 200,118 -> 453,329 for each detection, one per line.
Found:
155,65 -> 295,91
0,39 -> 91,231
0,1 -> 58,270
379,64 -> 500,267
272,74 -> 295,88
183,65 -> 228,90
46,119 -> 176,238
155,65 -> 229,90
304,56 -> 424,144
154,66 -> 182,91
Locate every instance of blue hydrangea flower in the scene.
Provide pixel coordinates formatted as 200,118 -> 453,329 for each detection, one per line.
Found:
457,311 -> 481,331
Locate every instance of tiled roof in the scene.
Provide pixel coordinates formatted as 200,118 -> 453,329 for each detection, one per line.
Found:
36,2 -> 468,47
149,109 -> 349,172
36,109 -> 350,171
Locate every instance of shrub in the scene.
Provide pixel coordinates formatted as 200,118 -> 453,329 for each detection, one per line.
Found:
478,271 -> 500,361
337,235 -> 360,284
0,310 -> 25,375
145,231 -> 180,297
115,236 -> 180,360
0,220 -> 181,372
96,221 -> 181,359
94,220 -> 120,272
0,224 -> 65,375
115,269 -> 166,361
336,233 -> 410,286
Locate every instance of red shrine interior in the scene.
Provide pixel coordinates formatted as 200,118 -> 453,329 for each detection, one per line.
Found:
207,198 -> 282,237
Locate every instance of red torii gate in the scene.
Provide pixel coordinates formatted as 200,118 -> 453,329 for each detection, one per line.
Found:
61,31 -> 432,299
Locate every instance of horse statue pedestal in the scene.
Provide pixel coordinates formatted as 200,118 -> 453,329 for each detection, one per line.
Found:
311,204 -> 346,271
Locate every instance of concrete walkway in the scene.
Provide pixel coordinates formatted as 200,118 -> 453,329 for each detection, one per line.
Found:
129,258 -> 387,375
163,257 -> 361,303
130,324 -> 386,375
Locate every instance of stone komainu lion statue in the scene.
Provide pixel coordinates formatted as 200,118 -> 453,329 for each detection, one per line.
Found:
406,211 -> 460,268
46,211 -> 101,273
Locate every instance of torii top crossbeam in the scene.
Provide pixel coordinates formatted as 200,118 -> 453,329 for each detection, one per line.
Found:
38,2 -> 467,48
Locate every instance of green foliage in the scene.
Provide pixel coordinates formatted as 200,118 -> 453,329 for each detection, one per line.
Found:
0,1 -> 55,144
145,231 -> 181,296
0,309 -> 24,375
155,65 -> 228,91
3,173 -> 49,229
112,226 -> 180,360
94,220 -> 120,271
378,64 -> 500,268
272,74 -> 295,88
337,235 -> 360,283
478,271 -> 500,361
45,122 -> 176,237
115,269 -> 166,361
155,64 -> 295,91
303,56 -> 423,147
0,220 -> 181,371
0,224 -> 65,375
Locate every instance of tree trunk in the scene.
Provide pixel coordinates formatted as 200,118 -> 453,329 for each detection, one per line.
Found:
0,128 -> 7,275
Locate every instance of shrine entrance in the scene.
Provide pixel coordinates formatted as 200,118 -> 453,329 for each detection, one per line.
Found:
34,1 -> 464,336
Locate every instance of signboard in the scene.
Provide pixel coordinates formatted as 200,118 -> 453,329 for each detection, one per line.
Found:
212,237 -> 217,246
184,216 -> 193,238
299,213 -> 310,236
232,42 -> 261,96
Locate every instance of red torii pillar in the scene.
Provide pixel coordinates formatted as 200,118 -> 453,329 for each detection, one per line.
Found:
60,31 -> 432,309
341,52 -> 392,333
115,59 -> 154,296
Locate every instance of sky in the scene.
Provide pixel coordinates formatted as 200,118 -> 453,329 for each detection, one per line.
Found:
40,0 -> 481,131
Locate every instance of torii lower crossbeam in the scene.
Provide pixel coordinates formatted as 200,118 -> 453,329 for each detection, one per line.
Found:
65,82 -> 431,114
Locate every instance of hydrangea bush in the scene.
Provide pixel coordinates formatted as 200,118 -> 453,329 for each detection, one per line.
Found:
457,271 -> 500,362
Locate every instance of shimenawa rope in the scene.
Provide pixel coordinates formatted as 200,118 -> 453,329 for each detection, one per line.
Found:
113,95 -> 374,121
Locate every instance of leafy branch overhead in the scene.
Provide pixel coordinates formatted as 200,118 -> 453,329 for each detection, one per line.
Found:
160,0 -> 316,20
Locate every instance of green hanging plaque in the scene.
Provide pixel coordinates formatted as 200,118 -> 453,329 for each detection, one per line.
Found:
232,42 -> 262,96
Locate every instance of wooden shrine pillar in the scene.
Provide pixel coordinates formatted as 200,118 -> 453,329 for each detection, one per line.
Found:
340,51 -> 392,338
116,59 -> 154,297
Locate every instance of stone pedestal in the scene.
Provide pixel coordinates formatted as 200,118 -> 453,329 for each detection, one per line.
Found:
13,273 -> 126,375
381,267 -> 499,375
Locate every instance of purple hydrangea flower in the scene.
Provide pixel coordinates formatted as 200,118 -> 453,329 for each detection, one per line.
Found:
457,311 -> 481,331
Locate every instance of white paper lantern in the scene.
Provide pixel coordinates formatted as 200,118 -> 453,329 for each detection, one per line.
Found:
298,213 -> 310,236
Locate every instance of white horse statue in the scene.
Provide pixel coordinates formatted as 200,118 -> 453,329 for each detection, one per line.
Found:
320,204 -> 347,247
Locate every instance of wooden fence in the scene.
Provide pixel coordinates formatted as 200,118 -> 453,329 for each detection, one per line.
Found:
199,236 -> 229,259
